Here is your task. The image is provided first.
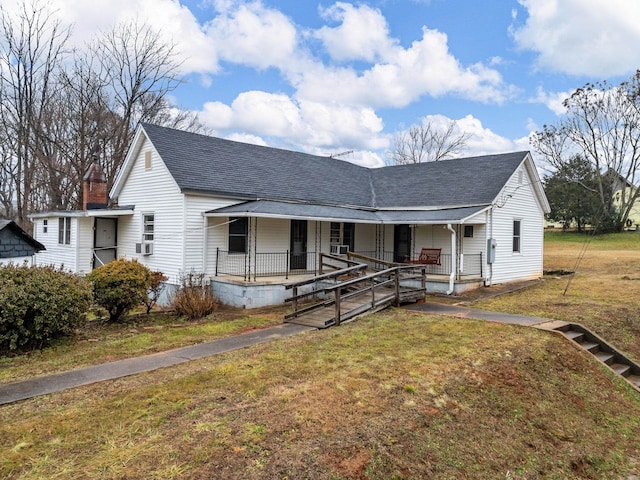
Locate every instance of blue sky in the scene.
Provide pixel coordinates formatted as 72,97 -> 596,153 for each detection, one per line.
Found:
19,0 -> 640,168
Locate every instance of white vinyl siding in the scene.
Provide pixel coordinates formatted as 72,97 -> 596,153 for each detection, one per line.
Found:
76,217 -> 95,274
490,164 -> 545,284
185,195 -> 240,274
254,218 -> 289,253
354,223 -> 375,253
34,216 -> 88,272
116,137 -> 185,282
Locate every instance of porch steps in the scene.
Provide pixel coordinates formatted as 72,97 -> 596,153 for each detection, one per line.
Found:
553,323 -> 640,391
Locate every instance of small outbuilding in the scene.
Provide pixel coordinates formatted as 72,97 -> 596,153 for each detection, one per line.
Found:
0,220 -> 45,266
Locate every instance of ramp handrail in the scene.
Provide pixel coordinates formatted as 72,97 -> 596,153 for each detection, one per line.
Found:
286,263 -> 426,325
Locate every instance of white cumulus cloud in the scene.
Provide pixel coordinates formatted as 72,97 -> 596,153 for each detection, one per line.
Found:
512,0 -> 640,77
206,1 -> 298,70
198,90 -> 388,160
315,2 -> 398,63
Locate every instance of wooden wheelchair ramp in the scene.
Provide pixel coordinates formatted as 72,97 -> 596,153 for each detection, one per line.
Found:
284,254 -> 427,329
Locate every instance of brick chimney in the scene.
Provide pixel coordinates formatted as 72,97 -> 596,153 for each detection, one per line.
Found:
83,158 -> 108,210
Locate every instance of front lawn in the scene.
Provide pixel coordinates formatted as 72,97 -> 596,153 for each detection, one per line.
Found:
2,230 -> 640,478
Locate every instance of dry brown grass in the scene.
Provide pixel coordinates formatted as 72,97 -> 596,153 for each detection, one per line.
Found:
475,231 -> 640,362
2,232 -> 640,479
2,310 -> 640,478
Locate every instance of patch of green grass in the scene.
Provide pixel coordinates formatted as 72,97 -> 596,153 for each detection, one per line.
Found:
544,229 -> 640,249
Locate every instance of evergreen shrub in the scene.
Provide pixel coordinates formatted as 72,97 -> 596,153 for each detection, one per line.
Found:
0,264 -> 92,353
87,258 -> 152,322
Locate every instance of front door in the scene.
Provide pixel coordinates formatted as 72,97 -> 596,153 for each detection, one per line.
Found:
93,217 -> 117,268
394,224 -> 411,263
290,219 -> 307,270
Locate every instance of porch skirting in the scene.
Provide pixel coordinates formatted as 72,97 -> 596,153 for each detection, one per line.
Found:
210,274 -> 484,309
211,276 -> 321,309
425,277 -> 484,295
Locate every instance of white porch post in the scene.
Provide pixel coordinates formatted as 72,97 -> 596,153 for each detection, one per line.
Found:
202,215 -> 208,275
446,223 -> 456,295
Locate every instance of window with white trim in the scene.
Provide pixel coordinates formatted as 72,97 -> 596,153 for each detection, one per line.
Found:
330,222 -> 355,251
143,214 -> 155,243
43,219 -> 48,234
58,218 -> 71,245
513,220 -> 521,253
229,217 -> 248,254
464,225 -> 474,238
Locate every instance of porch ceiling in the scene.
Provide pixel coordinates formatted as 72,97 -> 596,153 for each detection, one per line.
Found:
205,200 -> 489,224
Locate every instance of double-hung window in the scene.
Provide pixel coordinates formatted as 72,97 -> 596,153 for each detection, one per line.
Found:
229,217 -> 248,253
513,220 -> 521,253
330,222 -> 355,251
58,218 -> 71,245
143,214 -> 155,243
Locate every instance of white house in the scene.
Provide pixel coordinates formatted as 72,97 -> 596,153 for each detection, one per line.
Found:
31,123 -> 550,308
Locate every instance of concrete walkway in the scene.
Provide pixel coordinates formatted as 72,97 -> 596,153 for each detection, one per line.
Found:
0,323 -> 314,406
406,301 -> 553,327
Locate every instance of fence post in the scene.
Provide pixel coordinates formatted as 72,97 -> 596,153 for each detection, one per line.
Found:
286,250 -> 290,280
318,253 -> 323,275
421,267 -> 426,291
371,277 -> 376,308
292,285 -> 298,317
394,269 -> 400,307
334,288 -> 341,326
215,248 -> 219,276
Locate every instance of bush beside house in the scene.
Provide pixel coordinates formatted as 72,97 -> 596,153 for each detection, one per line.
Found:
0,264 -> 92,352
87,258 -> 153,323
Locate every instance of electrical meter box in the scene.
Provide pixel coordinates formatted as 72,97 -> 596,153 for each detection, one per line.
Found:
487,238 -> 497,264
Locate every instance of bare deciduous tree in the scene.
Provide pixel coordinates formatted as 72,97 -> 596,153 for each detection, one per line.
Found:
386,120 -> 470,165
532,72 -> 640,232
0,5 -> 208,220
0,0 -> 69,226
91,20 -> 184,189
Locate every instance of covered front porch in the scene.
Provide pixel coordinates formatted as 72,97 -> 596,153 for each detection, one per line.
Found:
204,201 -> 492,307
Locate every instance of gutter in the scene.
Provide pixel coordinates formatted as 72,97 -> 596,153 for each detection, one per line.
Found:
446,223 -> 456,295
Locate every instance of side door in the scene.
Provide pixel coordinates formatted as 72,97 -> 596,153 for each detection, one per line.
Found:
290,219 -> 307,270
93,217 -> 117,268
393,224 -> 411,263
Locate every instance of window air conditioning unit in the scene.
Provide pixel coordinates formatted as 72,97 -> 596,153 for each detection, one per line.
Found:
330,244 -> 348,255
135,242 -> 153,255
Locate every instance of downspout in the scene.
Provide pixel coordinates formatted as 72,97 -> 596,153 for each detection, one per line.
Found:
446,223 -> 456,295
487,206 -> 494,286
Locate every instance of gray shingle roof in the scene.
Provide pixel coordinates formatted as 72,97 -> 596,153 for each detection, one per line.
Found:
142,123 -> 373,207
371,152 -> 527,208
0,220 -> 45,257
141,123 -> 528,210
